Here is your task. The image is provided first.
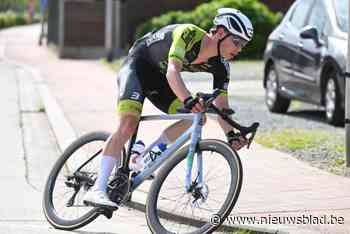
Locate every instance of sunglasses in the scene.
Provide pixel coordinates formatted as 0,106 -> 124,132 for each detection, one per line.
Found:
231,36 -> 248,49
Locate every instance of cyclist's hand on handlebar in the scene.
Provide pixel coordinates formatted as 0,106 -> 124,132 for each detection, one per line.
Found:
193,98 -> 205,112
226,131 -> 248,151
184,96 -> 205,113
231,136 -> 248,151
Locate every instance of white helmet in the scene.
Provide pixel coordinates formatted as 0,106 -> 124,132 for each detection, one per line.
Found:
213,8 -> 254,42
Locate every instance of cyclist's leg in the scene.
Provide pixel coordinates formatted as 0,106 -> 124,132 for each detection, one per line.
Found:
102,114 -> 140,157
103,56 -> 145,158
84,57 -> 145,208
145,74 -> 194,142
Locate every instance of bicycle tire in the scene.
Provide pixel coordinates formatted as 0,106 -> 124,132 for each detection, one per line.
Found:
43,131 -> 110,230
146,139 -> 243,234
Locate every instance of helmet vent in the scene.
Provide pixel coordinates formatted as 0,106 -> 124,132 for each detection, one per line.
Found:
231,14 -> 250,39
228,17 -> 242,33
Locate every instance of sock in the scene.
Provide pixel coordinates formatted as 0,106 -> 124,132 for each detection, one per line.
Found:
93,155 -> 118,193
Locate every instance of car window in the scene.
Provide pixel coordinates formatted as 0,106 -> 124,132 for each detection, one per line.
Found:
307,3 -> 327,37
289,0 -> 314,29
323,20 -> 331,38
333,0 -> 348,32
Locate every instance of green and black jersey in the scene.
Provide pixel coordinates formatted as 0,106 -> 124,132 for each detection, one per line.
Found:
117,24 -> 230,115
132,24 -> 230,93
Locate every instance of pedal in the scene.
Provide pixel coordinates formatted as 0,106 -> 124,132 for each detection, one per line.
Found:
96,207 -> 116,219
83,201 -> 118,212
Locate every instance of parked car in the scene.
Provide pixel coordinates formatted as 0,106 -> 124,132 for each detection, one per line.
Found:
263,0 -> 347,126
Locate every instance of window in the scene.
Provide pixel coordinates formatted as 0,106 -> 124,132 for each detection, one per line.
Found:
289,0 -> 314,29
307,3 -> 327,38
333,0 -> 348,32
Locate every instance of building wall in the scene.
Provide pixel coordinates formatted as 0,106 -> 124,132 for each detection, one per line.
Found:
64,0 -> 105,47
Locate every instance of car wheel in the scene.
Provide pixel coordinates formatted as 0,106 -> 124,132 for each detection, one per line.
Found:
324,71 -> 344,126
265,64 -> 291,113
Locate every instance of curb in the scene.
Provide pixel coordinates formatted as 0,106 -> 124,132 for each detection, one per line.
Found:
3,56 -> 280,234
127,189 -> 283,234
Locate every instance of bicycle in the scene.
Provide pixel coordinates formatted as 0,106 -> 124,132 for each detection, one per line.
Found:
42,89 -> 259,233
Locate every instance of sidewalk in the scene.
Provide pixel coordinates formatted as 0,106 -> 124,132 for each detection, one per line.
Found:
1,25 -> 350,234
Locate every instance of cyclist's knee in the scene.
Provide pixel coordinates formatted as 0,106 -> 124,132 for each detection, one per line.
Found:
117,113 -> 139,138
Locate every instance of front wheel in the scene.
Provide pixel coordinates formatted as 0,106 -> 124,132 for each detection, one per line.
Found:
146,139 -> 243,234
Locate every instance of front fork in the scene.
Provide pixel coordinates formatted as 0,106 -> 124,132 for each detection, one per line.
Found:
185,114 -> 204,191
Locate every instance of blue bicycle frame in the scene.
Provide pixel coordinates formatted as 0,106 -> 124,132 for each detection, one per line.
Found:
129,112 -> 205,191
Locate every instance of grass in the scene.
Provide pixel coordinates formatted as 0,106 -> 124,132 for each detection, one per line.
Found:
289,100 -> 302,110
38,106 -> 46,113
256,128 -> 347,175
256,129 -> 345,155
256,129 -> 331,151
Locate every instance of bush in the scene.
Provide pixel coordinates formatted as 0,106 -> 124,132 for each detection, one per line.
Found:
0,0 -> 27,12
0,11 -> 27,29
136,0 -> 282,59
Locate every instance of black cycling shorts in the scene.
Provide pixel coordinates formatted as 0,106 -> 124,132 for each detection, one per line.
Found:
116,56 -> 182,115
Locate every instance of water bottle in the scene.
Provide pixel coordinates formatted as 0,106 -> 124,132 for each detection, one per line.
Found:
143,143 -> 167,168
129,140 -> 145,172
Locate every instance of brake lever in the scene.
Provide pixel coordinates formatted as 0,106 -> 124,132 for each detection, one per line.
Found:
246,130 -> 257,149
205,102 -> 259,149
242,122 -> 259,149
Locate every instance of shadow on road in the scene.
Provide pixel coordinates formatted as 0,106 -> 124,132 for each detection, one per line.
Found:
286,109 -> 344,128
287,110 -> 326,122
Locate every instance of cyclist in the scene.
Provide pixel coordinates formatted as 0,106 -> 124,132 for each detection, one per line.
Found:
84,8 -> 254,208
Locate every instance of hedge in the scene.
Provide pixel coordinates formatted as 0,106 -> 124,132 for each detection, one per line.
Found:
0,11 -> 27,29
0,10 -> 41,30
135,0 -> 282,59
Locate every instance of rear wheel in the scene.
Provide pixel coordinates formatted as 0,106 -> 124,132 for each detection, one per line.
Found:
324,71 -> 344,126
265,64 -> 291,113
43,131 -> 110,230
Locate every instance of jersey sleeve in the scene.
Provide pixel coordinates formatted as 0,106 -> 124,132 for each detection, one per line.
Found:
212,59 -> 230,96
168,25 -> 200,64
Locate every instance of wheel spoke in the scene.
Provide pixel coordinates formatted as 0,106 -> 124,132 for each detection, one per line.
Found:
44,133 -> 110,228
151,141 -> 242,233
